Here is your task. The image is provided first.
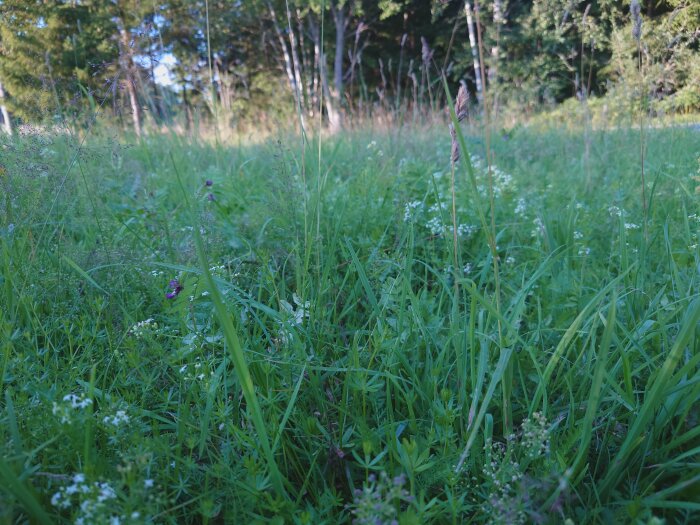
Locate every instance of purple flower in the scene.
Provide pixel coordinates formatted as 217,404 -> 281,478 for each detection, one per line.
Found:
207,193 -> 215,201
205,179 -> 213,187
166,279 -> 183,299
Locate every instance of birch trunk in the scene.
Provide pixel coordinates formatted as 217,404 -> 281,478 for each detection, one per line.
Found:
0,82 -> 11,135
120,27 -> 142,137
329,2 -> 347,132
310,18 -> 341,133
464,1 -> 482,103
332,4 -> 345,100
287,16 -> 306,118
268,2 -> 305,130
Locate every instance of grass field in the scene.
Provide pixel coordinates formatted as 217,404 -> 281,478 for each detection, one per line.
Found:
1,122 -> 699,524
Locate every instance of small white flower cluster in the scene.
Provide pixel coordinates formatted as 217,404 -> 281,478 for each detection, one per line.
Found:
491,165 -> 514,196
52,394 -> 92,424
624,222 -> 639,230
63,394 -> 92,409
128,318 -> 157,338
514,198 -> 527,217
103,410 -> 130,427
468,155 -> 516,197
209,264 -> 227,275
573,231 -> 583,240
457,224 -> 478,237
403,200 -> 423,222
425,216 -> 445,235
608,205 -> 623,217
428,202 -> 447,213
149,269 -> 165,278
578,246 -> 591,256
179,357 -> 214,382
531,217 -> 545,238
521,411 -> 551,459
51,474 -> 118,524
366,140 -> 384,158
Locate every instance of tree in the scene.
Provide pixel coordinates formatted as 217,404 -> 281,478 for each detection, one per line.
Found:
0,0 -> 118,124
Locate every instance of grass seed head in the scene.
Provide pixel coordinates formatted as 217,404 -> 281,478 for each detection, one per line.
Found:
450,84 -> 469,164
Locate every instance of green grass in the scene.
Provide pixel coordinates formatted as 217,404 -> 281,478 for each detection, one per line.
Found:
0,122 -> 699,524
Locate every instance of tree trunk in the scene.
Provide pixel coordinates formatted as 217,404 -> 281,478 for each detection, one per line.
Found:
332,4 -> 345,98
330,2 -> 347,131
119,27 -> 142,137
464,1 -> 482,103
286,12 -> 306,118
268,2 -> 305,130
0,82 -> 12,135
310,18 -> 341,133
297,9 -> 313,116
490,0 -> 502,84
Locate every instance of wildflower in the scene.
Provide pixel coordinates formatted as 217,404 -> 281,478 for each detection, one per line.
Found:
207,193 -> 215,201
102,410 -> 130,427
457,224 -> 478,237
166,279 -> 183,299
144,479 -> 154,489
128,318 -> 157,338
573,231 -> 583,240
205,179 -> 213,187
608,205 -> 622,217
403,200 -> 423,222
624,222 -> 639,230
426,216 -> 445,235
63,394 -> 92,409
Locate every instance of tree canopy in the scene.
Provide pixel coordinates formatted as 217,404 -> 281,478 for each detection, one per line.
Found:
0,0 -> 698,132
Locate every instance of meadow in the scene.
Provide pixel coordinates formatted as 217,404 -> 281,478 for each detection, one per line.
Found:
1,119 -> 699,524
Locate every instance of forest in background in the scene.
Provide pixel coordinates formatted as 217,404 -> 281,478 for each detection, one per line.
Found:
0,0 -> 699,135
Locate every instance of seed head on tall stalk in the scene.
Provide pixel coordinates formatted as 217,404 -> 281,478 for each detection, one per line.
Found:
631,0 -> 647,241
449,84 -> 469,288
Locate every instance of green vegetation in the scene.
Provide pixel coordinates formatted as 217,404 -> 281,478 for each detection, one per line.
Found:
1,120 -> 699,523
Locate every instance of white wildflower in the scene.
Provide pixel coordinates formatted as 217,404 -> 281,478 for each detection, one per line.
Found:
425,216 -> 445,235
102,410 -> 130,427
403,200 -> 423,222
457,224 -> 477,237
608,205 -> 622,217
128,318 -> 157,338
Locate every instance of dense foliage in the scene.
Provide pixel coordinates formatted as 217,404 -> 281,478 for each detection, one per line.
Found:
0,0 -> 699,131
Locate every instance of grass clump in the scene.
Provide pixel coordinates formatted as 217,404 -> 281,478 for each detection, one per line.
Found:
0,122 -> 699,523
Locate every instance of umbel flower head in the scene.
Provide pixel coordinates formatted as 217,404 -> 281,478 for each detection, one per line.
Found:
449,84 -> 469,164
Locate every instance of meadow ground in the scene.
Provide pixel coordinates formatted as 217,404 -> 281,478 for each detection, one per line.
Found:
0,122 -> 699,524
